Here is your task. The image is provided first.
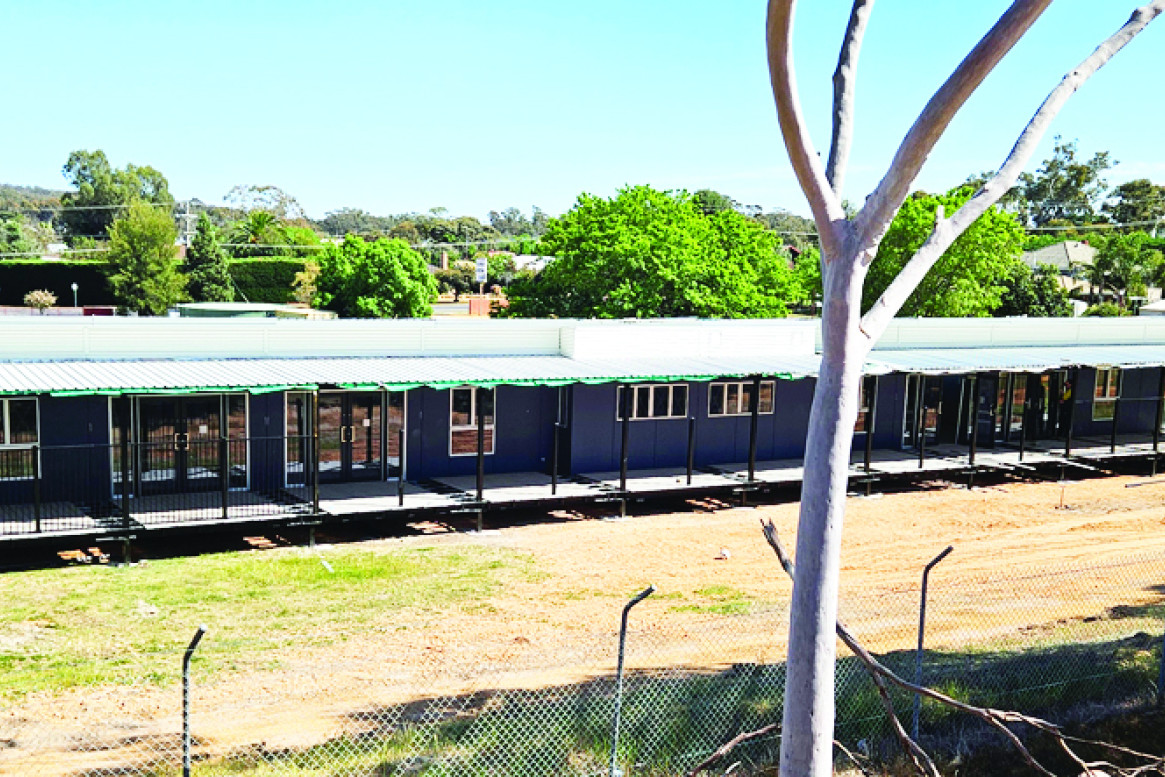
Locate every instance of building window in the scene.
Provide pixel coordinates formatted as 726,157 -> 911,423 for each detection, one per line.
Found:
1093,367 -> 1120,421
708,381 -> 775,417
450,387 -> 495,455
0,398 -> 38,481
616,384 -> 688,420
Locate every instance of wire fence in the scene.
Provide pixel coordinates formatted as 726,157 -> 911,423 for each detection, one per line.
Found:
1,549 -> 1163,776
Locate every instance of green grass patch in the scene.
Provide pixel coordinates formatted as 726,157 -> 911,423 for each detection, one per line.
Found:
668,584 -> 757,616
0,543 -> 535,699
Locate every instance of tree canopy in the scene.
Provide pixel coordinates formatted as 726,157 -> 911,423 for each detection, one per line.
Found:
1104,178 -> 1165,230
1088,231 -> 1163,309
862,186 -> 1025,317
314,235 -> 436,318
58,149 -> 174,242
503,185 -> 800,319
185,214 -> 234,302
107,200 -> 186,315
1017,138 -> 1113,228
994,261 -> 1071,318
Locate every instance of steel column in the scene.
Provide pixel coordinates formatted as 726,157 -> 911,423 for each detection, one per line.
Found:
915,376 -> 926,468
311,391 -> 320,517
1111,369 -> 1123,454
608,585 -> 655,777
747,375 -> 761,484
220,394 -> 229,522
619,386 -> 630,494
864,376 -> 878,474
476,386 -> 486,503
32,444 -> 41,533
397,428 -> 405,507
968,374 -> 980,466
120,397 -> 132,529
912,546 -> 953,740
686,416 -> 696,486
1066,368 -> 1079,457
1017,380 -> 1027,462
551,421 -> 560,495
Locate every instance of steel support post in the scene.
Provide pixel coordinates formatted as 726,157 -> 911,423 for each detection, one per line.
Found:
609,585 -> 655,777
686,416 -> 696,486
747,375 -> 761,484
913,546 -> 953,741
220,394 -> 229,522
397,428 -> 405,507
864,376 -> 878,474
1111,369 -> 1124,454
183,625 -> 208,777
915,376 -> 926,468
32,444 -> 41,533
476,387 -> 486,506
619,386 -> 630,494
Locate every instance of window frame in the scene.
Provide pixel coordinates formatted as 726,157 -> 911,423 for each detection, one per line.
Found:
615,383 -> 689,421
0,397 -> 40,482
1092,367 -> 1120,421
707,380 -> 776,418
0,397 -> 39,449
449,386 -> 496,457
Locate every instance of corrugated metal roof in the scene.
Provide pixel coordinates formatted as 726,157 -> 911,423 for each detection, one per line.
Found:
869,345 -> 1165,375
0,353 -> 827,396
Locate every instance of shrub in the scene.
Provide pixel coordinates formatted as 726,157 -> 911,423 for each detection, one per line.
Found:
228,257 -> 308,303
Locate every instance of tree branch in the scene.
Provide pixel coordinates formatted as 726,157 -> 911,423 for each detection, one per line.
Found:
759,518 -> 1165,777
852,0 -> 1051,256
766,0 -> 848,258
860,0 -> 1165,340
826,0 -> 876,199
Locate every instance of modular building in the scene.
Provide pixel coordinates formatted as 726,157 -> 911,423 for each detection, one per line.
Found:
1,316 -> 1163,548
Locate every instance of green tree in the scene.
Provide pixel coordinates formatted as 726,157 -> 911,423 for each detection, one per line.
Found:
185,214 -> 234,302
1104,178 -> 1165,230
1087,231 -> 1163,309
994,261 -> 1071,317
862,187 -> 1025,317
314,235 -> 436,318
504,185 -> 799,319
107,201 -> 186,315
58,149 -> 173,242
0,215 -> 43,258
692,189 -> 737,215
1018,138 -> 1113,228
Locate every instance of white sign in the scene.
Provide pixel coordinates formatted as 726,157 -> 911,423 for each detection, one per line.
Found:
474,257 -> 488,284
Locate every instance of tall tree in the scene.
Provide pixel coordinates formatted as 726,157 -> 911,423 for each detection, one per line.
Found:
58,149 -> 173,242
1018,138 -> 1113,227
107,201 -> 186,315
185,214 -> 234,302
1088,230 -> 1163,308
503,185 -> 800,319
863,187 -> 1025,317
1104,178 -> 1165,230
314,235 -> 436,318
995,261 -> 1072,317
765,3 -> 1164,775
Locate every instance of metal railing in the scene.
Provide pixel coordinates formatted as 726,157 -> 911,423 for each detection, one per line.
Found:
0,435 -> 315,536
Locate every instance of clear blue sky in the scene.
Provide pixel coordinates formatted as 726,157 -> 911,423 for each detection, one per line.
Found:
3,1 -> 1162,221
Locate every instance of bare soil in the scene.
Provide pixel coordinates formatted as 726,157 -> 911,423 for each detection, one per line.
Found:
7,473 -> 1165,774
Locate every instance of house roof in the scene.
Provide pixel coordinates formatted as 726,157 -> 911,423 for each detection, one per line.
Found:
1021,240 -> 1096,273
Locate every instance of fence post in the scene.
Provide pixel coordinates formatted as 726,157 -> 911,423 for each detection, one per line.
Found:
913,545 -> 953,741
183,625 -> 208,777
609,584 -> 655,777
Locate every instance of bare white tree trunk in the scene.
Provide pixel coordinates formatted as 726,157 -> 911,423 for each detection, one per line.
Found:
767,2 -> 1165,775
779,253 -> 871,777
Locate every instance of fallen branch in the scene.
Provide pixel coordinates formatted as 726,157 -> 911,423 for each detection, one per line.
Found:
756,518 -> 1165,777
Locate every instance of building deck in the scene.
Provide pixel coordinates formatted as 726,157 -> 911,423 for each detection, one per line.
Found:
4,438 -> 1161,546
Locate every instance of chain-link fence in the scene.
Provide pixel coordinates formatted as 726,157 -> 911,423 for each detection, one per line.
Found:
2,550 -> 1163,776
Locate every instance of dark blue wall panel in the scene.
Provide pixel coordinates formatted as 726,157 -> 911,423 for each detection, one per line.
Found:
407,386 -> 555,480
247,393 -> 286,493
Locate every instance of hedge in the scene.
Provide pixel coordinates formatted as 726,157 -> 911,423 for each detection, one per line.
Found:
0,260 -> 116,306
228,257 -> 308,304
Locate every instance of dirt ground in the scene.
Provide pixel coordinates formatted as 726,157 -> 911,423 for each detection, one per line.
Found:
7,472 -> 1165,773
